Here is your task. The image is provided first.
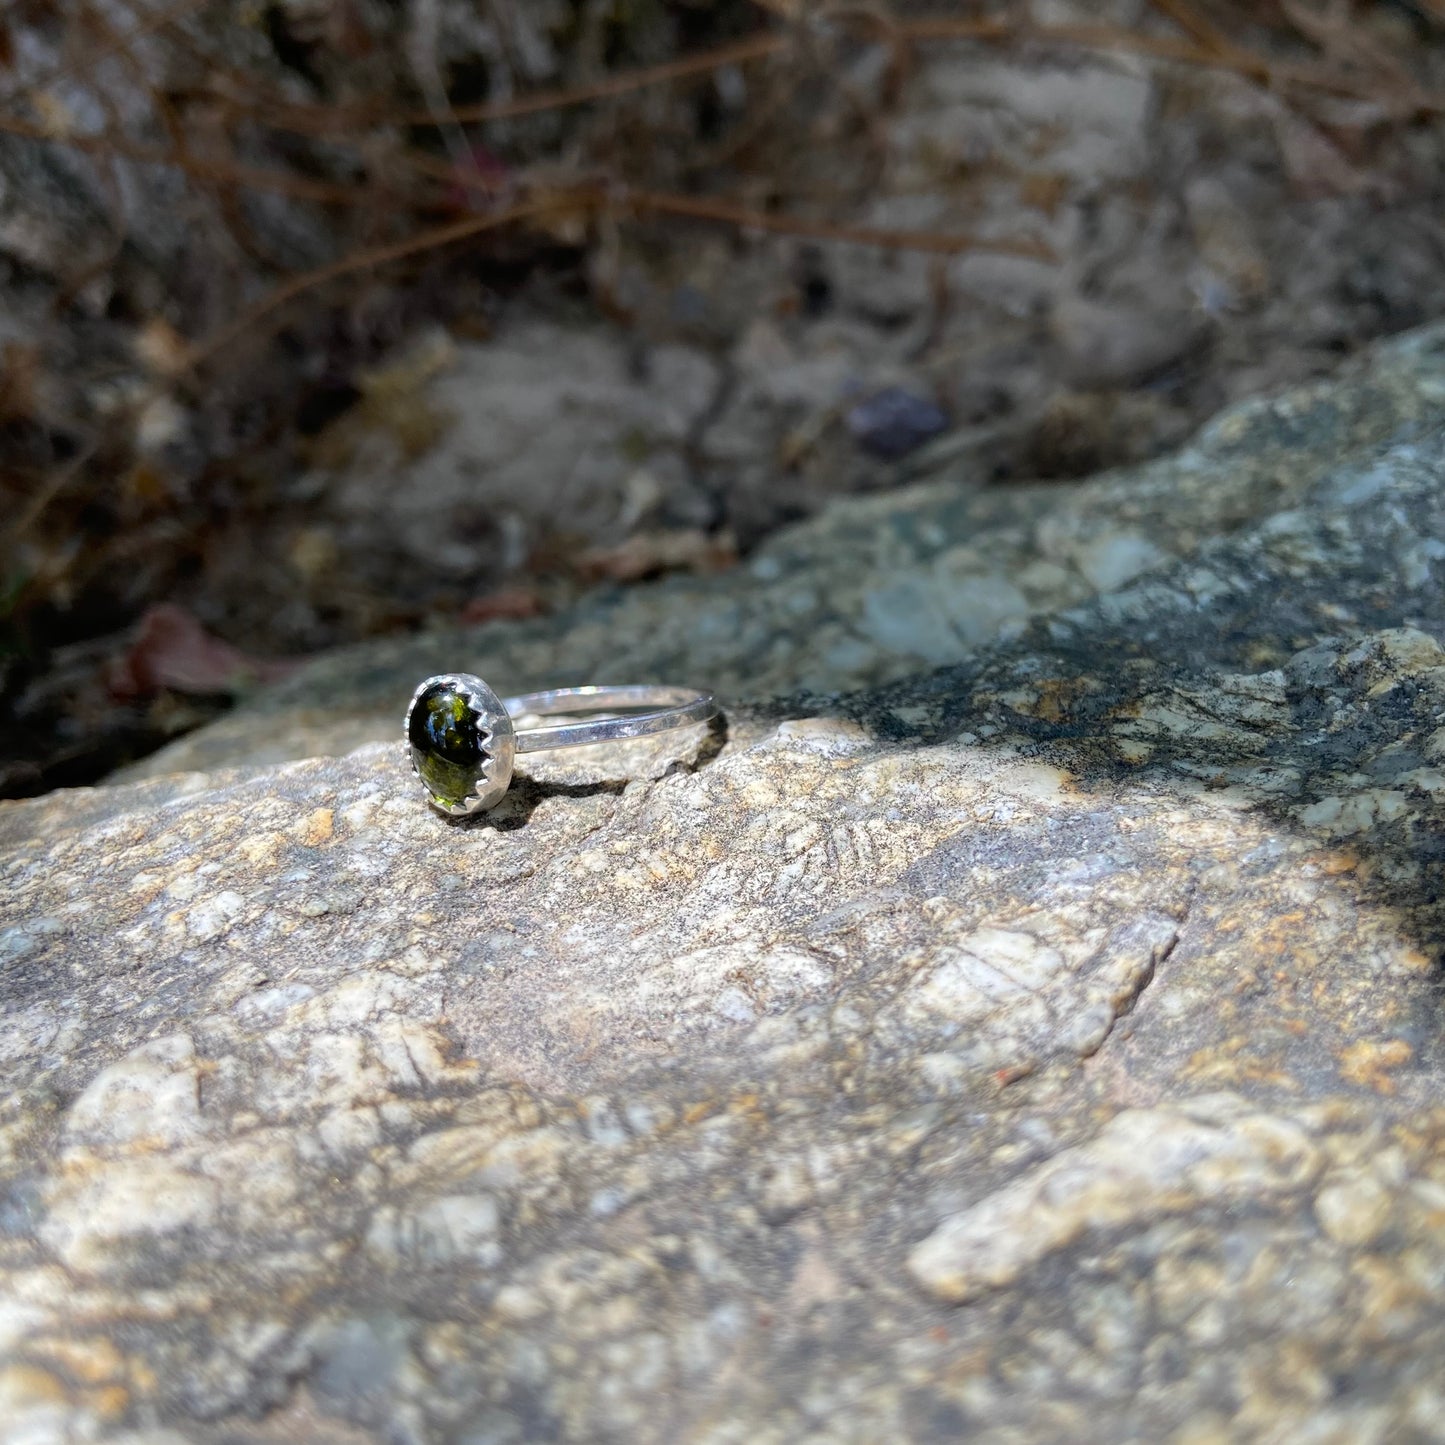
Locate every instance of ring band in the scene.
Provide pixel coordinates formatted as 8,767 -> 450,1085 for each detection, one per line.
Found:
405,673 -> 718,816
505,685 -> 719,752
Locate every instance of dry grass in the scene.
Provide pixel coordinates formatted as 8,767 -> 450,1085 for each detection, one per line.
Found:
5,1 -> 1439,379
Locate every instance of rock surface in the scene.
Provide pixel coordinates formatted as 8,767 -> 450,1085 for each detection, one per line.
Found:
4,325 -> 1445,1441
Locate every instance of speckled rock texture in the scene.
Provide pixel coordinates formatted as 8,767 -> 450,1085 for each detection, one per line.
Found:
5,325 -> 1445,1443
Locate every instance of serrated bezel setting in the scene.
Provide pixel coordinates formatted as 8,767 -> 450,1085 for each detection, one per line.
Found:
404,672 -> 516,816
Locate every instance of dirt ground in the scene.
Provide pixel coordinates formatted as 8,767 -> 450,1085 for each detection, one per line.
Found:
4,0 -> 1445,795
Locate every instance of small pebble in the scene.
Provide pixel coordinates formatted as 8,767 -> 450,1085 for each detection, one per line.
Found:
846,387 -> 948,459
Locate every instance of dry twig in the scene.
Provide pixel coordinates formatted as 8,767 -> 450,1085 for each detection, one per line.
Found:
0,113 -> 387,207
624,188 -> 1054,260
0,0 -> 205,109
183,195 -> 574,370
431,31 -> 791,125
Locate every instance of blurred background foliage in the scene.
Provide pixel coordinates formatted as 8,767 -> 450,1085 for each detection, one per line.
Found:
2,0 -> 1445,795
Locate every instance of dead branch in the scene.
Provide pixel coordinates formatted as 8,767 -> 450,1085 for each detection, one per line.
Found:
0,0 -> 205,110
419,31 -> 791,125
182,195 -> 573,371
0,113 -> 393,207
904,16 -> 1445,114
624,188 -> 1055,260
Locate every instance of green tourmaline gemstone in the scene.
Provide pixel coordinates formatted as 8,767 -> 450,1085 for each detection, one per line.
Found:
409,683 -> 488,807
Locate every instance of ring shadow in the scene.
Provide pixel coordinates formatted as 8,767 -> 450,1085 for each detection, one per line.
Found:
450,710 -> 731,832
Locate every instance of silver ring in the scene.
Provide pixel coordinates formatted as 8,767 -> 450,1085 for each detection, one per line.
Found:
405,673 -> 718,816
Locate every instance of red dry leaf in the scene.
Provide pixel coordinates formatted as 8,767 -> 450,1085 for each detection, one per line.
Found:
445,143 -> 513,211
574,529 -> 738,584
108,604 -> 299,700
458,587 -> 548,625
